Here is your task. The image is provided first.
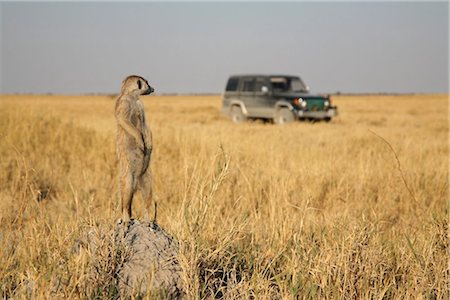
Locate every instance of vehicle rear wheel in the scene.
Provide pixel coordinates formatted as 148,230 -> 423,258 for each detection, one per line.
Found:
274,108 -> 295,124
230,106 -> 247,123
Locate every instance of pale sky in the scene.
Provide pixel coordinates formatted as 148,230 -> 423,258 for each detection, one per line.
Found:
1,1 -> 448,94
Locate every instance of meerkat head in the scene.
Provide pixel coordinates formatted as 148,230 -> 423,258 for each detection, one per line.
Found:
121,75 -> 155,96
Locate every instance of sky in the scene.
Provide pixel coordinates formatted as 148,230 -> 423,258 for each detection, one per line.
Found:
1,1 -> 448,94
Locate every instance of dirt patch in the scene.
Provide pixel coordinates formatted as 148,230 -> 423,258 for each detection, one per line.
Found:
115,220 -> 184,299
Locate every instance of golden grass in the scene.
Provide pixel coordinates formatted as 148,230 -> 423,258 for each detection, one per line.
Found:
0,94 -> 448,299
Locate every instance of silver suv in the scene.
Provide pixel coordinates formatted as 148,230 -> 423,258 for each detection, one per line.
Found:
221,74 -> 337,124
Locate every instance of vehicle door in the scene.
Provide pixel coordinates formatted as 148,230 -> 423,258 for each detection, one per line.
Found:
237,77 -> 257,117
252,77 -> 273,118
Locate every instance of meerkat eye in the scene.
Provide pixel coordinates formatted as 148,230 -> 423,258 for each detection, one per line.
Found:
137,80 -> 142,90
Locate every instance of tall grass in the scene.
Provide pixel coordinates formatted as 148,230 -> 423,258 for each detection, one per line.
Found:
0,94 -> 448,298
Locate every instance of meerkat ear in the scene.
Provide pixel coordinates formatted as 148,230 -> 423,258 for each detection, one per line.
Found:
137,79 -> 142,90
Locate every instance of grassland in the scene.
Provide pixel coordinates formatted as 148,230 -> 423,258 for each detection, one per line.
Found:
0,94 -> 448,299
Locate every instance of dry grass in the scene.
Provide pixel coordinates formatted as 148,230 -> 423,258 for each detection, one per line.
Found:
0,93 -> 448,299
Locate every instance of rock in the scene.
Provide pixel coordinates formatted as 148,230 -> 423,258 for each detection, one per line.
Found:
115,220 -> 184,299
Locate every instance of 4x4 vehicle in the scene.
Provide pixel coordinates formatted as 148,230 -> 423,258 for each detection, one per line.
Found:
221,74 -> 337,124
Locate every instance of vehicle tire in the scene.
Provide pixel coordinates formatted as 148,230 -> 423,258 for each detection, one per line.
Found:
274,108 -> 295,124
324,117 -> 331,122
230,106 -> 247,123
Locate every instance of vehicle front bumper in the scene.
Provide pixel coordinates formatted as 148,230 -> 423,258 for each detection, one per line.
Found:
297,107 -> 338,119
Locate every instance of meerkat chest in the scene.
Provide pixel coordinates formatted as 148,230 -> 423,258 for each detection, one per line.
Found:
130,100 -> 146,127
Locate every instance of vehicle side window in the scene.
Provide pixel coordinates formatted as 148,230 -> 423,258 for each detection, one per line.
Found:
272,81 -> 287,92
241,79 -> 255,92
226,78 -> 239,91
270,77 -> 289,92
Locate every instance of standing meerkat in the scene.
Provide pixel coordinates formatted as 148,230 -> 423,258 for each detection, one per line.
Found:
115,75 -> 154,224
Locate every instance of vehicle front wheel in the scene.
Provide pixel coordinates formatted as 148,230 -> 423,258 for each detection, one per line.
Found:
274,108 -> 295,124
230,106 -> 247,123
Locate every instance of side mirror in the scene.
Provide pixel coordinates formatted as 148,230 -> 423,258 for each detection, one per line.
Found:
261,86 -> 269,94
305,86 -> 310,93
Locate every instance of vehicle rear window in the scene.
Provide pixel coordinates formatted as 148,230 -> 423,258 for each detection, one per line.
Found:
225,78 -> 239,91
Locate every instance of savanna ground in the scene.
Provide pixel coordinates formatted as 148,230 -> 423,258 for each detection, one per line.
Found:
0,94 -> 448,299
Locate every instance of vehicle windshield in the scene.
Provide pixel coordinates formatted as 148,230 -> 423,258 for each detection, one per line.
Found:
270,77 -> 307,93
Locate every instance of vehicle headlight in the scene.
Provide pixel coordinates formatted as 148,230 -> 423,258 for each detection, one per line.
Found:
301,101 -> 307,108
324,100 -> 330,106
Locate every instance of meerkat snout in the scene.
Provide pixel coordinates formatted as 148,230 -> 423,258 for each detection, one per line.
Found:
143,86 -> 154,95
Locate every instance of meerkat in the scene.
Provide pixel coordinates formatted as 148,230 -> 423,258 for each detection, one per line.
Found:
115,75 -> 154,224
